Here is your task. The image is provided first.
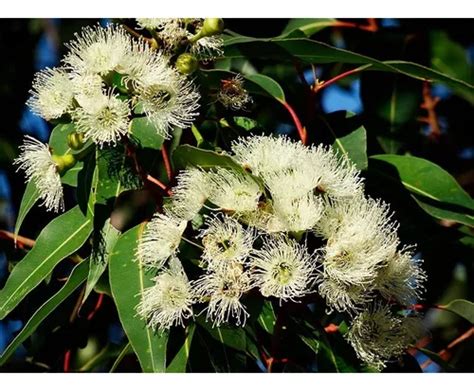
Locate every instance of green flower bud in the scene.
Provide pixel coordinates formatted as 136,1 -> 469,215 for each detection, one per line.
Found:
176,53 -> 199,75
52,153 -> 77,174
67,131 -> 85,150
201,18 -> 224,37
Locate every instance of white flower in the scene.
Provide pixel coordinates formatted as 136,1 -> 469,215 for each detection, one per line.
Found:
70,73 -> 106,112
346,304 -> 425,370
307,144 -> 363,199
315,196 -> 399,286
135,18 -> 170,30
27,67 -> 74,120
63,24 -> 131,76
14,136 -> 64,212
191,35 -> 224,60
268,193 -> 323,233
250,236 -> 317,301
207,168 -> 262,214
317,277 -> 373,314
165,168 -> 210,221
375,247 -> 427,305
231,135 -> 308,176
217,75 -> 252,111
199,214 -> 255,271
137,257 -> 194,331
136,213 -> 187,269
193,264 -> 252,327
73,89 -> 131,147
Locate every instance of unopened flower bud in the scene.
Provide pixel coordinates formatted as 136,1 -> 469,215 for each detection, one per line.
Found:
67,131 -> 85,150
52,153 -> 76,174
201,18 -> 224,37
176,53 -> 199,75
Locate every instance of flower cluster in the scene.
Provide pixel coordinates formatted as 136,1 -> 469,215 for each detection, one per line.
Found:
136,135 -> 426,369
15,20 -> 226,212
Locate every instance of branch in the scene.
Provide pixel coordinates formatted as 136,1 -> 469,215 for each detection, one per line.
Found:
279,100 -> 307,145
333,18 -> 378,33
313,65 -> 369,94
161,142 -> 173,181
418,81 -> 441,141
0,230 -> 35,248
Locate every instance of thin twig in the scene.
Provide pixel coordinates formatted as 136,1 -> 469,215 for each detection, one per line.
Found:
418,81 -> 441,141
146,174 -> 172,195
161,142 -> 173,181
279,100 -> 307,145
333,18 -> 378,33
312,65 -> 370,94
0,229 -> 35,248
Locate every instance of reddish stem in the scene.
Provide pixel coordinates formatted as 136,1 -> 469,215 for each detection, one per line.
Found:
280,100 -> 307,145
324,323 -> 339,334
313,67 -> 364,94
87,294 -> 104,321
0,229 -> 35,249
63,350 -> 71,373
161,143 -> 173,181
333,18 -> 378,33
419,81 -> 441,141
146,174 -> 172,195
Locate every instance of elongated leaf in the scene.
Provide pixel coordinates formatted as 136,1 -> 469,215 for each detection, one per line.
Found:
321,111 -> 368,170
109,224 -> 168,372
84,219 -> 121,303
370,155 -> 474,224
129,117 -> 165,150
0,261 -> 89,365
173,144 -> 245,173
166,323 -> 196,373
257,300 -> 276,334
281,18 -> 337,37
441,299 -> 474,324
245,74 -> 285,101
14,180 -> 40,240
223,37 -> 474,102
0,206 -> 93,319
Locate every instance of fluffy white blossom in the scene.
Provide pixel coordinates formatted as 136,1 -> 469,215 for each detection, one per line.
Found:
165,168 -> 210,221
193,264 -> 252,327
135,18 -> 169,30
199,214 -> 255,271
207,168 -> 262,214
136,213 -> 187,269
73,90 -> 131,146
346,304 -> 425,370
306,144 -> 364,199
27,67 -> 74,120
137,257 -> 194,331
316,196 -> 399,287
250,237 -> 317,301
375,247 -> 427,305
70,73 -> 106,112
14,136 -> 64,212
63,24 -> 131,76
231,135 -> 308,176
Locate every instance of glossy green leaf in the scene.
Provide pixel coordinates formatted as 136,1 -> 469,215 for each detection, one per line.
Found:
0,206 -> 92,319
223,37 -> 474,101
14,180 -> 40,240
173,144 -> 245,173
109,224 -> 168,372
441,299 -> 474,324
257,300 -> 276,334
84,219 -> 121,303
0,261 -> 89,365
166,323 -> 196,373
129,117 -> 165,150
281,18 -> 337,37
370,154 -> 474,224
245,74 -> 285,101
232,116 -> 259,132
322,111 -> 368,170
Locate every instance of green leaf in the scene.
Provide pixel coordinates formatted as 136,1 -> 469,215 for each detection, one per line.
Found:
84,219 -> 121,303
257,300 -> 276,334
370,154 -> 474,225
321,111 -> 368,170
441,299 -> 474,324
173,144 -> 245,173
0,261 -> 89,365
0,206 -> 93,319
166,323 -> 196,373
281,18 -> 337,37
129,117 -> 165,150
14,180 -> 40,240
431,31 -> 473,86
231,116 -> 259,132
109,224 -> 168,372
223,37 -> 474,102
245,74 -> 285,101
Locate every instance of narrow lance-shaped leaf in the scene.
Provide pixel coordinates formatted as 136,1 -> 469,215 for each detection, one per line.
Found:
0,206 -> 93,319
14,180 -> 40,241
166,323 -> 196,373
109,224 -> 169,373
0,261 -> 89,365
440,299 -> 474,324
